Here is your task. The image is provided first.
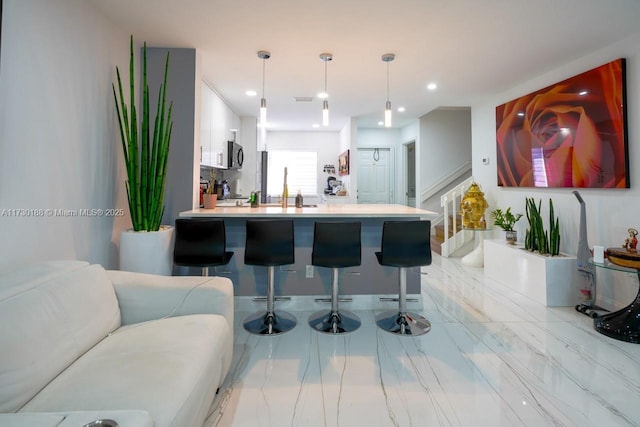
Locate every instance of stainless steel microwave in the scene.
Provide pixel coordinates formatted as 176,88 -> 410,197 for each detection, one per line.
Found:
227,141 -> 243,169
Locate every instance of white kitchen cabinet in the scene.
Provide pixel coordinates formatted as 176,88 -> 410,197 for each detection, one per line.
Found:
210,89 -> 227,168
200,83 -> 213,166
231,112 -> 241,143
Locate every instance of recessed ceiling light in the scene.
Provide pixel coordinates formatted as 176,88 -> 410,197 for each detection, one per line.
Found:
246,90 -> 257,97
378,121 -> 384,126
397,106 -> 405,113
312,123 -> 320,128
427,82 -> 437,91
317,92 -> 328,99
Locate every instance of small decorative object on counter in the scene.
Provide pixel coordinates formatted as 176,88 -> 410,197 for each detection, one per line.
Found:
250,191 -> 261,208
203,169 -> 218,209
623,228 -> 638,252
282,167 -> 289,208
221,180 -> 230,199
295,190 -> 303,208
460,182 -> 488,229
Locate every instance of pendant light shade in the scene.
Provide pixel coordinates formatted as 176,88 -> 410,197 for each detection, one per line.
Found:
382,53 -> 395,128
320,53 -> 332,127
257,51 -> 270,127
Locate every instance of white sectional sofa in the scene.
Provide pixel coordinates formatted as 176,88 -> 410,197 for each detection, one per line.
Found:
0,260 -> 234,427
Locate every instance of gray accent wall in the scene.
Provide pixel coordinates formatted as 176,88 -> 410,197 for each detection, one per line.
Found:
146,48 -> 199,228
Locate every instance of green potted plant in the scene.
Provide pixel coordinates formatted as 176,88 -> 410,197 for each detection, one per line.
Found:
113,36 -> 174,274
203,169 -> 218,209
491,207 -> 523,244
524,198 -> 560,255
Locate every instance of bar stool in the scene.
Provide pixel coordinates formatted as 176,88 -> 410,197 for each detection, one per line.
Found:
173,218 -> 234,276
308,222 -> 361,334
243,219 -> 297,335
375,220 -> 432,336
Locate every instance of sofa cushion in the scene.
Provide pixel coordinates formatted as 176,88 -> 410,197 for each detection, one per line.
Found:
0,261 -> 121,412
20,314 -> 232,427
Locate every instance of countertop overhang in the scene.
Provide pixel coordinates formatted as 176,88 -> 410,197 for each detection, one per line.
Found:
180,204 -> 437,218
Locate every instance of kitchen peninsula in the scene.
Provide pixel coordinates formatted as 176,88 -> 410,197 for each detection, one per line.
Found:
179,204 -> 436,298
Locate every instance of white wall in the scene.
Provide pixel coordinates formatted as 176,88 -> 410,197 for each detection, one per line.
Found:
337,118 -> 356,199
265,130 -> 340,196
472,32 -> 640,310
0,0 -> 129,270
419,108 -> 471,196
401,120 -> 420,206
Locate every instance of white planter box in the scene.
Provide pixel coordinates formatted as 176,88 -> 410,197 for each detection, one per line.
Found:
484,239 -> 579,307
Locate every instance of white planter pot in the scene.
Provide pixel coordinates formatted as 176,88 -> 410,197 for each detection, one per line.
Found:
484,239 -> 579,307
119,225 -> 174,276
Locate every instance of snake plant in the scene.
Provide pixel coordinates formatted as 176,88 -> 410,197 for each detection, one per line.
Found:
113,36 -> 173,231
525,198 -> 560,256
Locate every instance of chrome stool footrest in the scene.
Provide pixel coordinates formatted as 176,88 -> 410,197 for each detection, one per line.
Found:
379,297 -> 418,302
251,296 -> 291,302
313,297 -> 353,303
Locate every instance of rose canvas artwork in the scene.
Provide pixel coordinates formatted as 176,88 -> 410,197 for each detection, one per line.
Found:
496,58 -> 629,188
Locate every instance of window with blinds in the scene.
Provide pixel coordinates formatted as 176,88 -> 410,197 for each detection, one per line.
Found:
267,150 -> 318,196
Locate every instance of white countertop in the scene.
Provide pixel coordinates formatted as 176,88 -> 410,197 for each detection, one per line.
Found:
180,204 -> 437,218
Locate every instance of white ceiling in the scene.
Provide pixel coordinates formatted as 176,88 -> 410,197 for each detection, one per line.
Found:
89,0 -> 640,132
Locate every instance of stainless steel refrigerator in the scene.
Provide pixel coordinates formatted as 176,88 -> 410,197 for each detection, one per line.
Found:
257,151 -> 268,203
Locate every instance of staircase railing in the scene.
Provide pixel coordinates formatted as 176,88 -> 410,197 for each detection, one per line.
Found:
440,176 -> 475,257
420,161 -> 472,205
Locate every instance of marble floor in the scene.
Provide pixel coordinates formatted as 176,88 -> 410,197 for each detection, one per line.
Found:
204,254 -> 640,427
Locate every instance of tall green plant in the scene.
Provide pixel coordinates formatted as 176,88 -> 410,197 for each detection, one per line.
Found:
113,36 -> 173,231
524,197 -> 560,256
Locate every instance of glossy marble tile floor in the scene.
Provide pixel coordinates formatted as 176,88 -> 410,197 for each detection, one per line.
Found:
205,253 -> 640,427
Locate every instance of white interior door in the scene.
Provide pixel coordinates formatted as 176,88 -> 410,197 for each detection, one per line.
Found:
357,148 -> 392,204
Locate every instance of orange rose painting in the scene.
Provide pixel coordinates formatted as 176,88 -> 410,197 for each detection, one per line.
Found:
496,58 -> 628,188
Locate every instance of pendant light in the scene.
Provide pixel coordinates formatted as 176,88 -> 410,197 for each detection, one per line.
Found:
257,51 -> 270,127
382,53 -> 395,128
319,53 -> 332,127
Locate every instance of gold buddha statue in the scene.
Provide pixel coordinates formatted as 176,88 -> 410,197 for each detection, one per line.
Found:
460,182 -> 488,229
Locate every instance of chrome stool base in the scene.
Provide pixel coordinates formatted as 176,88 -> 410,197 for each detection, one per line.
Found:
243,310 -> 297,335
309,309 -> 361,334
375,311 -> 431,336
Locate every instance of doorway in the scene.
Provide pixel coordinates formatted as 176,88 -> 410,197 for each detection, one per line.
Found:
404,141 -> 416,207
356,147 -> 392,204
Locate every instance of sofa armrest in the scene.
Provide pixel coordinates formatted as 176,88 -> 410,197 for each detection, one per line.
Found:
0,410 -> 153,427
106,270 -> 233,328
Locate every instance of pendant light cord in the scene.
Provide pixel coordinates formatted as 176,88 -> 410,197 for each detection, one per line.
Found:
324,60 -> 328,94
262,58 -> 266,99
386,61 -> 390,102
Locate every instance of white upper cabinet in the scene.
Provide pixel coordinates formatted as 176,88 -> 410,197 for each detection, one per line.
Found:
200,82 -> 236,168
200,83 -> 213,166
210,89 -> 226,168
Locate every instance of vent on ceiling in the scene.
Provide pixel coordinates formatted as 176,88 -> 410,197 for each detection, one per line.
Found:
293,97 -> 313,102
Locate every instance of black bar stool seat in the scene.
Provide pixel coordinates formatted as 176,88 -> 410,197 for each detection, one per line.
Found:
308,222 -> 361,334
243,219 -> 297,335
375,220 -> 432,336
173,218 -> 234,276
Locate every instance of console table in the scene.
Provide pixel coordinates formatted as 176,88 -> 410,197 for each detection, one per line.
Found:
591,259 -> 640,344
